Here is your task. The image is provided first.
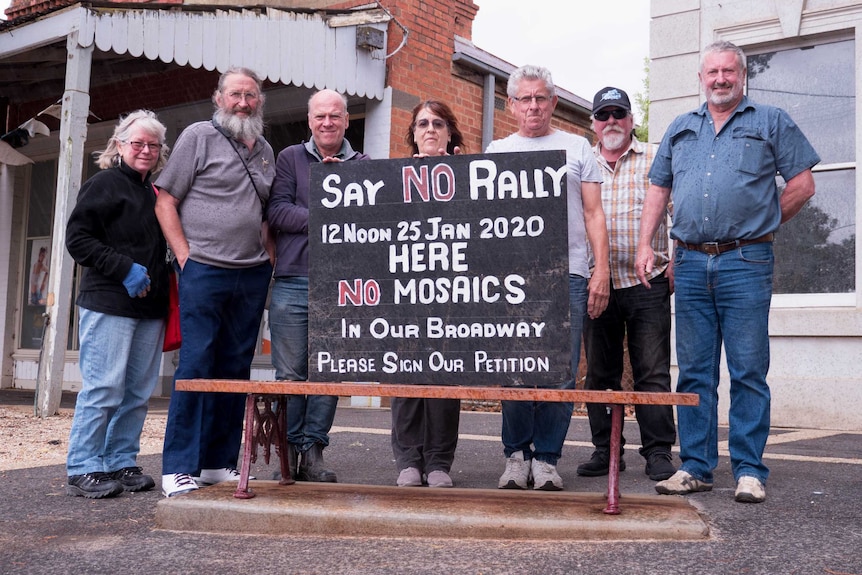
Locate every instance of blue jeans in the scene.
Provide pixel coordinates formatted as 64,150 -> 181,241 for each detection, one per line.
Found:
67,308 -> 164,475
583,274 -> 676,457
162,260 -> 272,475
269,276 -> 337,452
500,274 -> 587,465
674,243 -> 773,484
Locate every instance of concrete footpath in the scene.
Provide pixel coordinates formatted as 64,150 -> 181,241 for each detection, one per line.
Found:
1,388 -> 861,575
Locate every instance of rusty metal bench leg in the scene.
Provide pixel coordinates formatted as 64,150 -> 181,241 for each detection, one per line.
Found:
603,404 -> 623,515
273,395 -> 295,486
234,393 -> 257,499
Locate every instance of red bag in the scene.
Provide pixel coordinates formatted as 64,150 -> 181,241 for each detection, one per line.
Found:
163,271 -> 181,352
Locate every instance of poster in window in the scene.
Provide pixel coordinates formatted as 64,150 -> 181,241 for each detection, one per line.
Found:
28,238 -> 50,307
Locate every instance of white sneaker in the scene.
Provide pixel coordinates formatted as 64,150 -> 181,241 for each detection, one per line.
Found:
735,475 -> 766,503
498,451 -> 531,489
194,468 -> 250,486
161,473 -> 199,498
655,470 -> 714,495
426,470 -> 454,488
396,467 -> 423,487
531,458 -> 563,491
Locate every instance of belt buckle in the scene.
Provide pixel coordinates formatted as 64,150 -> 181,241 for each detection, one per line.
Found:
702,242 -> 721,255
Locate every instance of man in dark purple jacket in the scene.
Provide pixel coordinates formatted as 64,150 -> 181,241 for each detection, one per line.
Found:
267,89 -> 370,482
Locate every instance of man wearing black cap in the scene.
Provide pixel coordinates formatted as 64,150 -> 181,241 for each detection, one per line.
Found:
576,86 -> 677,481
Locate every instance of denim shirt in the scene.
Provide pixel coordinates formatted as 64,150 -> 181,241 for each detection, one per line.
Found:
649,97 -> 820,244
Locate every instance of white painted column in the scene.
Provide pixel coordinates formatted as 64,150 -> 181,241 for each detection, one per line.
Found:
0,165 -> 15,389
35,31 -> 93,417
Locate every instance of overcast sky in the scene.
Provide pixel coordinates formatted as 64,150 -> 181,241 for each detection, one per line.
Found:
472,1 -> 651,109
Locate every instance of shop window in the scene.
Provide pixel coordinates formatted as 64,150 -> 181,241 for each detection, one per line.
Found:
19,158 -> 97,351
747,39 -> 855,295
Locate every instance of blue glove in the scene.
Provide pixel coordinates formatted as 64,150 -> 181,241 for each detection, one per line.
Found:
123,263 -> 150,297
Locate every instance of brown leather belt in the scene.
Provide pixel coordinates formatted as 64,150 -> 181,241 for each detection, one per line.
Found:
677,233 -> 774,256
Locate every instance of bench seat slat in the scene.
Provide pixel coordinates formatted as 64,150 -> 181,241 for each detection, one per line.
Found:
175,379 -> 698,406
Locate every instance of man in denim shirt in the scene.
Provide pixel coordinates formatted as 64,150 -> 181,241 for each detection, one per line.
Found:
636,41 -> 819,503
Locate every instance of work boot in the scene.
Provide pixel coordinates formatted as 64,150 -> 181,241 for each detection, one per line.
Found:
297,443 -> 337,482
286,443 -> 299,480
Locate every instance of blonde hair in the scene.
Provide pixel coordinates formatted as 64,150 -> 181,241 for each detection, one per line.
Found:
96,110 -> 169,172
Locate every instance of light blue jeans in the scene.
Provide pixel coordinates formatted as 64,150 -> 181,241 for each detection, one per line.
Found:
269,276 -> 338,451
673,243 -> 774,484
500,274 -> 587,465
66,308 -> 164,476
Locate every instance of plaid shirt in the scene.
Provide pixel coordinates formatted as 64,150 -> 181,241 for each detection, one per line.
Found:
591,138 -> 670,289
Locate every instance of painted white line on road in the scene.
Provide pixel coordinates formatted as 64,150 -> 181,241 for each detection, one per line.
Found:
332,426 -> 862,465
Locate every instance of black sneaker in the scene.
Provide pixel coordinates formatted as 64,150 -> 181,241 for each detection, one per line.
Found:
576,450 -> 626,477
110,467 -> 156,492
645,451 -> 676,481
66,472 -> 124,499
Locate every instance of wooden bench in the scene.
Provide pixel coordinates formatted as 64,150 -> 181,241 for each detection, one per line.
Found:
175,379 -> 698,514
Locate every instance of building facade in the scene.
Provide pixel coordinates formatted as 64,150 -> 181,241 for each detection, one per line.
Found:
650,0 -> 862,429
0,0 -> 594,413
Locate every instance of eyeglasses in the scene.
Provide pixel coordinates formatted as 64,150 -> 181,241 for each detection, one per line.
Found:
225,91 -> 259,102
512,95 -> 551,106
594,109 -> 628,121
415,119 -> 447,130
125,141 -> 162,152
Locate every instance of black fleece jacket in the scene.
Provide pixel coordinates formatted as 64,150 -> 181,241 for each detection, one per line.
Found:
65,162 -> 169,319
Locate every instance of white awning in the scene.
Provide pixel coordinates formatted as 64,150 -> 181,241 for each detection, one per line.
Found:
0,5 -> 388,100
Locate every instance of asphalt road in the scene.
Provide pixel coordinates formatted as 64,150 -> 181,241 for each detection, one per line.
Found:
1,391 -> 861,575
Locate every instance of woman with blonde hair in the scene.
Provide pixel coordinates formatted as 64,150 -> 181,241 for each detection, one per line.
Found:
65,110 -> 171,498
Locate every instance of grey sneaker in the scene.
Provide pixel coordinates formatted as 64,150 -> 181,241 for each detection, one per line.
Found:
498,451 -> 531,489
735,475 -> 766,503
531,458 -> 563,491
655,470 -> 713,495
426,470 -> 454,488
396,467 -> 422,487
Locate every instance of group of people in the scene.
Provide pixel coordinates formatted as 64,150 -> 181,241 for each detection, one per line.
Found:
63,40 -> 819,506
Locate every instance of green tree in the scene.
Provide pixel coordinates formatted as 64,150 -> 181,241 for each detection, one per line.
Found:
634,57 -> 649,142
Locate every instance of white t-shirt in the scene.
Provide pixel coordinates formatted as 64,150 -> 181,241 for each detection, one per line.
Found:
486,130 -> 602,277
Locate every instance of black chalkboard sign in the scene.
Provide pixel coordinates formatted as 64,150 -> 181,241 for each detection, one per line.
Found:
308,150 -> 571,387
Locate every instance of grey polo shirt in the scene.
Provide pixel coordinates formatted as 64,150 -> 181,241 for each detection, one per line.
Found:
156,117 -> 276,269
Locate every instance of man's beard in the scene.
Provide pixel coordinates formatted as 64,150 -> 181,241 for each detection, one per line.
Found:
216,107 -> 264,141
601,128 -> 628,151
707,83 -> 742,107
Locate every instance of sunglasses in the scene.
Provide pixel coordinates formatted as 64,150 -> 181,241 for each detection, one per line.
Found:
415,118 -> 448,130
594,109 -> 628,121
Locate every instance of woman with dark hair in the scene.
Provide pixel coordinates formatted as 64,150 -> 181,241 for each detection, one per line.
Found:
64,110 -> 170,498
404,100 -> 464,157
391,100 -> 465,488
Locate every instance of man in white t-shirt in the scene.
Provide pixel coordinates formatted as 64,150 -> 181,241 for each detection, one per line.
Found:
486,64 -> 610,490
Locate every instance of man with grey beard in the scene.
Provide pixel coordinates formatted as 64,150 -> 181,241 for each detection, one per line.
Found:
155,67 -> 276,497
577,87 -> 678,482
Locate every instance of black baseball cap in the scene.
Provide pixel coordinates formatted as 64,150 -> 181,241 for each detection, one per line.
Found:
592,87 -> 632,113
